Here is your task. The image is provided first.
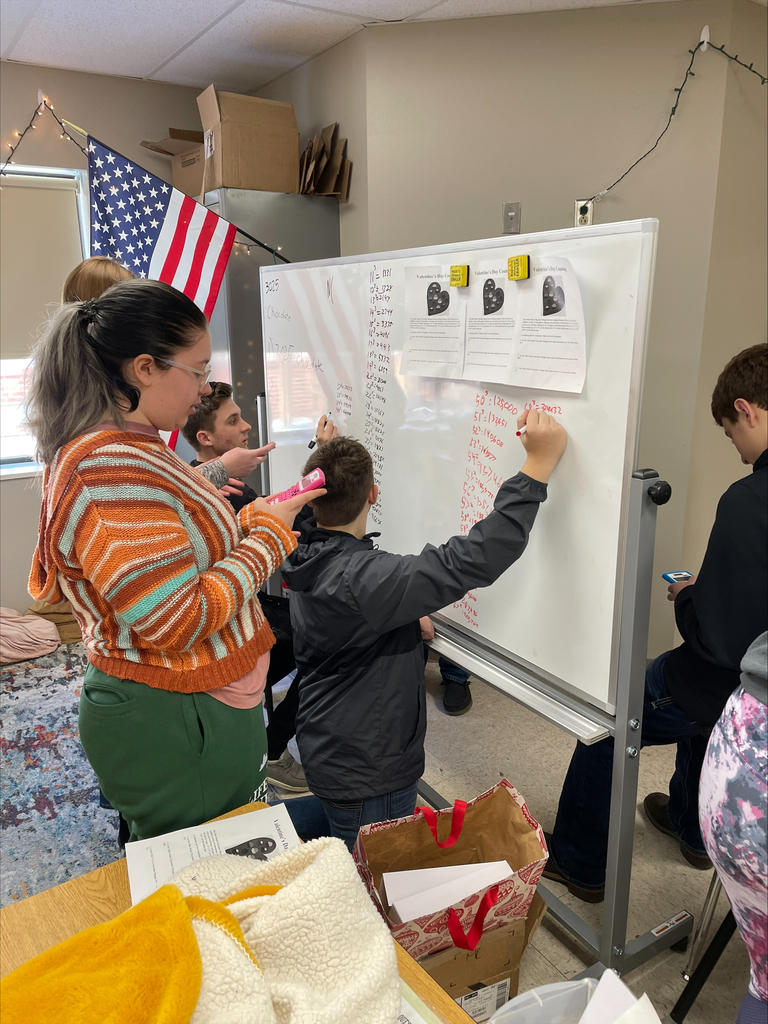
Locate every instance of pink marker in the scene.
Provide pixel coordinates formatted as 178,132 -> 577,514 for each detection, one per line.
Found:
267,468 -> 325,505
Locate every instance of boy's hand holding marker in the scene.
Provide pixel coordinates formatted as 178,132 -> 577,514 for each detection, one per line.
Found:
308,414 -> 338,449
516,408 -> 567,483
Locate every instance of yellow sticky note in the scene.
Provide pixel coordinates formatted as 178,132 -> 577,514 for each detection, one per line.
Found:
507,255 -> 530,281
450,265 -> 469,287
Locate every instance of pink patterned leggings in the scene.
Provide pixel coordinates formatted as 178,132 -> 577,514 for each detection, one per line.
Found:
699,686 -> 767,1012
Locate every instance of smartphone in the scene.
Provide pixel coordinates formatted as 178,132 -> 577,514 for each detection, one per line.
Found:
662,571 -> 693,584
267,467 -> 325,505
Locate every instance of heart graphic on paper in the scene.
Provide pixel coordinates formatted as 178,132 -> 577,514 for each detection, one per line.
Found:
482,278 -> 505,315
426,281 -> 450,316
542,276 -> 566,316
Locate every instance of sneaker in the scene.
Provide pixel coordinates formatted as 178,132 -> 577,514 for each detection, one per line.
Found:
541,832 -> 605,903
642,792 -> 712,870
442,678 -> 473,716
267,751 -> 310,793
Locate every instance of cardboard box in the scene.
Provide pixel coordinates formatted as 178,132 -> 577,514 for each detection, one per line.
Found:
196,85 -> 299,194
416,893 -> 546,1023
140,129 -> 205,197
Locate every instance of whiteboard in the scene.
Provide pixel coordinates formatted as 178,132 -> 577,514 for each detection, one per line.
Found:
260,220 -> 658,713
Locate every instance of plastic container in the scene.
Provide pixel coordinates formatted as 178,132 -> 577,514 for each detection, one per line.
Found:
488,978 -> 598,1024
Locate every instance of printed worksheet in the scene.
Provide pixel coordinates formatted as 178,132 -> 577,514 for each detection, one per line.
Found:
510,255 -> 586,393
402,266 -> 467,379
464,262 -> 518,384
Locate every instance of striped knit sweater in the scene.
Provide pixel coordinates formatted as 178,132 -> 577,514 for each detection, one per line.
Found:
29,429 -> 297,693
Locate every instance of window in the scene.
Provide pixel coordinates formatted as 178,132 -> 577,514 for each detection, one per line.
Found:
0,165 -> 88,466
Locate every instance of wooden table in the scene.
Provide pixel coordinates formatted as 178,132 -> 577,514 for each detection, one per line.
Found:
0,802 -> 472,1023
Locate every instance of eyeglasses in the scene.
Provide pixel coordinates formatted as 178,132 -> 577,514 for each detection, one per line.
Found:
163,359 -> 212,386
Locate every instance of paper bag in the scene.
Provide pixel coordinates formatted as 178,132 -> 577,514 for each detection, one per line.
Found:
353,779 -> 547,959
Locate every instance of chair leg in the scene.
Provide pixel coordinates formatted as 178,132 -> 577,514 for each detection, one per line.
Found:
669,910 -> 736,1023
683,874 -> 723,980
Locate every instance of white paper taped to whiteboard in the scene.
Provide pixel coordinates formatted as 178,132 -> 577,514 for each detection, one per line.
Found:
260,220 -> 658,712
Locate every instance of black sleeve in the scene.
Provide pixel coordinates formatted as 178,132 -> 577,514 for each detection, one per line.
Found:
345,473 -> 548,634
675,481 -> 768,670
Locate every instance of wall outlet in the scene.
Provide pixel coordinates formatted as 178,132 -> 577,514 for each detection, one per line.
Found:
502,202 -> 521,235
575,200 -> 593,227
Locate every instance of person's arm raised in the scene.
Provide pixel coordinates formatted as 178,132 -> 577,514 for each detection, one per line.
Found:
220,441 -> 276,479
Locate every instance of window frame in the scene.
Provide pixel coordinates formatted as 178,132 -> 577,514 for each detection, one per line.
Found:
0,163 -> 90,472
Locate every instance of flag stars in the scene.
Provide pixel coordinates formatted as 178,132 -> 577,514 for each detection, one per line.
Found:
114,249 -> 123,259
94,157 -> 104,168
142,253 -> 149,262
101,171 -> 111,182
105,204 -> 113,214
116,199 -> 126,210
136,192 -> 146,202
88,141 -> 96,153
126,244 -> 135,254
142,174 -> 150,183
109,186 -> 119,196
106,152 -> 115,164
139,271 -> 146,278
121,181 -> 130,192
149,188 -> 158,198
125,163 -> 133,173
160,183 -> 169,194
93,240 -> 101,250
99,191 -> 106,201
133,258 -> 141,267
150,219 -> 159,229
131,227 -> 138,236
118,231 -> 128,241
113,166 -> 123,178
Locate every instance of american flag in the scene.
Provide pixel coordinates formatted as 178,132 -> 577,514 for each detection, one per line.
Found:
87,137 -> 236,318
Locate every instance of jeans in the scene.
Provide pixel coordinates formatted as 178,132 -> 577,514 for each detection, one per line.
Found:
550,652 -> 708,889
439,656 -> 470,685
272,794 -> 331,843
319,783 -> 419,852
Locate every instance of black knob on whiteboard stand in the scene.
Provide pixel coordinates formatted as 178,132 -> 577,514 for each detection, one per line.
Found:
648,480 -> 672,505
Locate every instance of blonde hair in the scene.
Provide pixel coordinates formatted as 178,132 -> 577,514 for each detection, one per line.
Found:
62,257 -> 135,303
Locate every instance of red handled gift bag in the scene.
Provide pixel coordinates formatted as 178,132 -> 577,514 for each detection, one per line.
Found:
352,779 -> 548,960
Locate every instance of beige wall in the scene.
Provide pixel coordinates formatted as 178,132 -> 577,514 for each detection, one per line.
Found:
681,0 -> 768,574
258,31 -> 369,255
0,61 -> 201,178
0,475 -> 42,612
260,0 -> 767,656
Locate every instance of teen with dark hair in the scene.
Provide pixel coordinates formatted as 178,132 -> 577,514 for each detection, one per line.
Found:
545,344 -> 768,902
284,413 -> 568,850
26,280 -> 323,840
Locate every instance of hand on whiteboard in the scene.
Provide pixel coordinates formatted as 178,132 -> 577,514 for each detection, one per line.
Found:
254,488 -> 327,529
667,575 -> 696,601
219,478 -> 244,498
517,408 -> 567,484
220,442 -> 276,478
316,415 -> 339,447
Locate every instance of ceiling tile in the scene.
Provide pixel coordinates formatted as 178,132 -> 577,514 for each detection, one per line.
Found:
5,0 -> 245,78
152,0 -> 363,92
0,0 -> 43,59
284,0 -> 439,21
412,0 -> 677,18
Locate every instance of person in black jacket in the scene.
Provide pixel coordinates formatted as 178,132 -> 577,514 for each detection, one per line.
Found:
183,383 -> 338,793
282,410 -> 567,851
545,344 -> 768,903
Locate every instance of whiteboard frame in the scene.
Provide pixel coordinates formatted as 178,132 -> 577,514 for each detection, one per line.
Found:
260,218 -> 658,721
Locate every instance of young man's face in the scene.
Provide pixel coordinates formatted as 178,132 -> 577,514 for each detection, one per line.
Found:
205,398 -> 251,457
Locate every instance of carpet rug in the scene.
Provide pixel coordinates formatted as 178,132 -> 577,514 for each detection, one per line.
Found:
0,643 -> 121,908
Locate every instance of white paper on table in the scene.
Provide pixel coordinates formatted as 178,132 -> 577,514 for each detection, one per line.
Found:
577,969 -> 639,1024
387,860 -> 513,923
464,262 -> 519,385
613,994 -> 663,1024
402,266 -> 467,379
383,862 -> 504,906
509,255 -> 586,393
125,804 -> 300,905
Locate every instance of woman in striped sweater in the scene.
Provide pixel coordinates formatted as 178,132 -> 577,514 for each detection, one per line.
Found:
26,279 -> 322,841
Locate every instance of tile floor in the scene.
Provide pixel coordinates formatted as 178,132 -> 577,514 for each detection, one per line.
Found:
420,655 -> 748,1024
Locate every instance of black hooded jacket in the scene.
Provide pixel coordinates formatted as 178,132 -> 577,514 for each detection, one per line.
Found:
281,473 -> 548,801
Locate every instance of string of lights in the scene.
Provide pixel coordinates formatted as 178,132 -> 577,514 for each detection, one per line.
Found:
1,96 -> 86,176
586,36 -> 766,205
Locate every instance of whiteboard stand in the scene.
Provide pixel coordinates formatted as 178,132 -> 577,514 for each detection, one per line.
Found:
421,469 -> 694,977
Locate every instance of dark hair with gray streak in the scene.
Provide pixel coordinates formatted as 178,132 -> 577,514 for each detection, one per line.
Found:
25,279 -> 207,464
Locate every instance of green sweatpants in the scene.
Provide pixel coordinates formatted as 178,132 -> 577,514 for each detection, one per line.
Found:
79,665 -> 269,841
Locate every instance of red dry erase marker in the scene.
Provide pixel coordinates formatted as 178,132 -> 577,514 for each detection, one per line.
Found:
516,426 -> 527,437
267,468 -> 325,505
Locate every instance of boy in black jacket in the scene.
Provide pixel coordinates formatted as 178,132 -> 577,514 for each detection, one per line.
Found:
282,410 -> 567,850
546,344 -> 768,902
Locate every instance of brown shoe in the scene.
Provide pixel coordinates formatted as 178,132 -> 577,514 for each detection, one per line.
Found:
542,832 -> 605,903
643,793 -> 712,870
